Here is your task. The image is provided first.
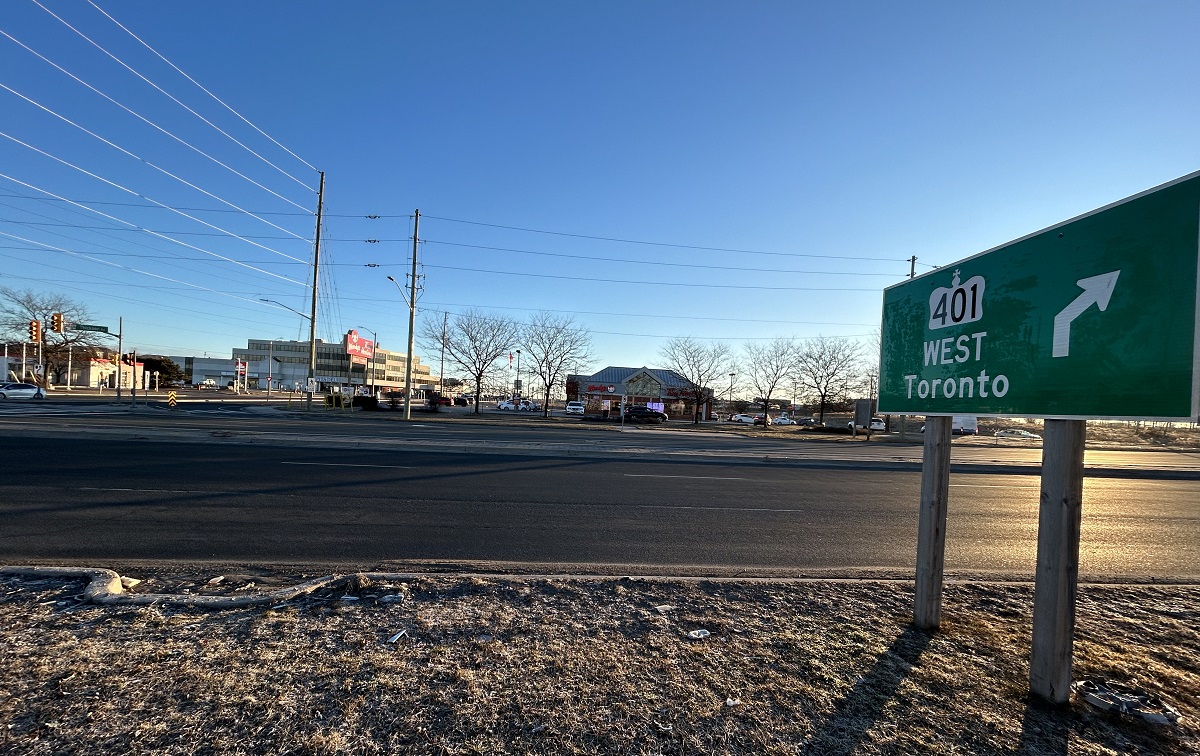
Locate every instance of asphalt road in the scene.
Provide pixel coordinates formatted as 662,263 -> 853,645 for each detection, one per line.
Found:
2,430 -> 1196,578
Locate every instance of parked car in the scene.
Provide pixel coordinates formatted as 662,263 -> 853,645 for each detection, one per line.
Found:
729,413 -> 756,424
795,417 -> 822,427
518,400 -> 541,411
453,397 -> 470,406
848,417 -> 887,432
0,382 -> 46,399
753,414 -> 773,426
773,416 -> 796,426
623,406 -> 668,423
496,400 -> 517,410
564,401 -> 585,415
996,428 -> 1041,439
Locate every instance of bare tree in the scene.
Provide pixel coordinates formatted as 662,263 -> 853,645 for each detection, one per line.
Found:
0,287 -> 111,386
794,336 -> 862,423
743,337 -> 799,418
521,312 -> 592,417
419,309 -> 517,414
658,337 -> 732,423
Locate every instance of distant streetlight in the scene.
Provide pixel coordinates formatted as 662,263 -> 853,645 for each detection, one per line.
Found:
728,372 -> 736,413
515,349 -> 522,403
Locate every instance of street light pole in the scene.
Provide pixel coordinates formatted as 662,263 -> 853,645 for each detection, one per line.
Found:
728,372 -> 736,419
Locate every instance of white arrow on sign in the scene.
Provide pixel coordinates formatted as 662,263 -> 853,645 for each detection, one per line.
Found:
1052,270 -> 1120,358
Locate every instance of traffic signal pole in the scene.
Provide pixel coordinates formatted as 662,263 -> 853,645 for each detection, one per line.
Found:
116,317 -> 123,402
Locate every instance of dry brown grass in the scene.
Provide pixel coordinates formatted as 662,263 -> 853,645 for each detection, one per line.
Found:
0,573 -> 1195,755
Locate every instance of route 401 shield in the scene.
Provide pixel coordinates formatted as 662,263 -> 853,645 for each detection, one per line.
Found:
879,172 -> 1200,421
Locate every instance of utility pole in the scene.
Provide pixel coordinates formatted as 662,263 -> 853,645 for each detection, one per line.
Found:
307,171 -> 325,412
909,255 -> 917,279
403,209 -> 419,420
438,311 -> 448,398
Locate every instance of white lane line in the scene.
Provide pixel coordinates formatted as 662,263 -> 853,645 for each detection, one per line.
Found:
79,487 -> 237,494
624,474 -> 747,481
281,462 -> 415,469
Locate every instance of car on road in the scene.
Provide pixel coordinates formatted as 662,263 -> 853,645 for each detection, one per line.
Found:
564,401 -> 585,415
623,406 -> 668,424
518,400 -> 542,411
996,428 -> 1041,439
795,417 -> 822,427
848,417 -> 887,432
773,416 -> 797,426
753,414 -> 773,426
729,413 -> 756,424
0,382 -> 46,399
496,400 -> 517,410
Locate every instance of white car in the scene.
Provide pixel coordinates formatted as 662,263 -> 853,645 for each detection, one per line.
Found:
496,400 -> 517,410
996,428 -> 1041,439
773,416 -> 797,426
849,417 -> 887,432
518,400 -> 541,411
564,401 -> 585,415
0,382 -> 46,399
730,413 -> 756,423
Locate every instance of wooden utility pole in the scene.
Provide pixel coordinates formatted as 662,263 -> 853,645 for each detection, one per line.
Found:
1030,419 -> 1087,702
403,209 -> 419,419
914,415 -> 952,628
306,171 -> 325,412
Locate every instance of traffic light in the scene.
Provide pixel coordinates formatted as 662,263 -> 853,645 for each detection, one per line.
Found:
50,312 -> 64,333
27,319 -> 40,342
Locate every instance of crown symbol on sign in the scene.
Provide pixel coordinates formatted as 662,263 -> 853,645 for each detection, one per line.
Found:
951,269 -> 961,288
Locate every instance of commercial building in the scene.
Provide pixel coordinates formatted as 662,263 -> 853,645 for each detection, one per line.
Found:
172,334 -> 437,394
567,366 -> 716,419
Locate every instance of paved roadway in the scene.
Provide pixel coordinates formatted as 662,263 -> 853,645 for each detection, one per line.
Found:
1,402 -> 1196,578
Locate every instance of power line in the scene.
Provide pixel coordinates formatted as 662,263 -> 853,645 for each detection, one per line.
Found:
31,0 -> 318,194
423,213 -> 926,265
0,83 -> 313,241
0,26 -> 312,213
85,0 -> 318,175
418,239 -> 903,277
0,133 -> 312,263
422,263 -> 882,292
0,172 -> 308,286
415,300 -> 877,327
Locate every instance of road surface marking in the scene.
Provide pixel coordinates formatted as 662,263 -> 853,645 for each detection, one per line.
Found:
625,474 -> 747,481
79,487 -> 238,494
282,462 -> 415,469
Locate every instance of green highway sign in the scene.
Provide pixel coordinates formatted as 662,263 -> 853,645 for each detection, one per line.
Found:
72,324 -> 109,333
879,172 -> 1200,421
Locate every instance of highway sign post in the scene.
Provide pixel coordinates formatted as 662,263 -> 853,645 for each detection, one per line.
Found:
880,171 -> 1200,704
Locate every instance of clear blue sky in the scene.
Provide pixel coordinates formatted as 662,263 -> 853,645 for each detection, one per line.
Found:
2,1 -> 1198,375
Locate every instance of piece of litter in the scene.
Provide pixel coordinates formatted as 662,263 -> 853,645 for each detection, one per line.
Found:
530,724 -> 546,734
687,629 -> 710,639
476,634 -> 493,643
1074,679 -> 1181,725
120,577 -> 142,589
380,594 -> 405,603
654,605 -> 675,613
655,721 -> 673,732
206,576 -> 224,585
340,595 -> 360,601
725,697 -> 742,707
386,630 -> 407,643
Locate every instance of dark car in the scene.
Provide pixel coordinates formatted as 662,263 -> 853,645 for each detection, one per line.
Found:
623,406 -> 668,423
795,417 -> 822,427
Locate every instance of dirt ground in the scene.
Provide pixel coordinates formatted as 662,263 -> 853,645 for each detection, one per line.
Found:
1,571 -> 1195,755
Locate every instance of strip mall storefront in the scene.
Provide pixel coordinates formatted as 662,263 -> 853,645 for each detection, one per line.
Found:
571,367 -> 716,419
